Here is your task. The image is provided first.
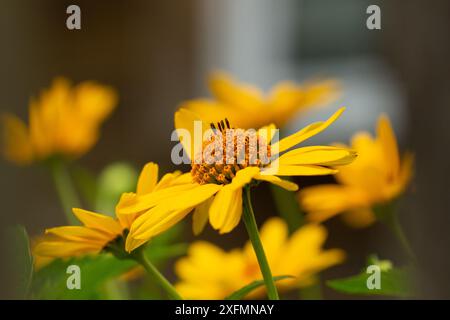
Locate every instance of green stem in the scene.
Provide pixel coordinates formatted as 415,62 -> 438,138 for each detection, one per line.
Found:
374,202 -> 417,263
49,159 -> 80,225
242,186 -> 279,300
386,213 -> 417,263
133,249 -> 182,300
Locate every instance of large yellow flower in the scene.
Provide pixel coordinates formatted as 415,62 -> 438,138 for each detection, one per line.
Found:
299,115 -> 414,228
174,217 -> 345,299
180,72 -> 339,129
118,107 -> 356,252
34,162 -> 181,258
1,78 -> 117,165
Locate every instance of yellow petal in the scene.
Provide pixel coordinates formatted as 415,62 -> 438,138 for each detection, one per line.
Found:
1,114 -> 33,165
192,197 -> 213,235
137,162 -> 159,195
125,235 -> 151,253
167,172 -> 193,186
34,241 -> 101,258
164,183 -> 222,211
116,193 -> 140,229
299,185 -> 369,222
263,164 -> 338,176
74,81 -> 117,122
129,184 -> 221,239
116,183 -> 197,215
377,114 -> 400,178
229,166 -> 260,189
286,223 -> 346,277
72,208 -> 123,235
311,249 -> 346,270
278,146 -> 357,167
272,107 -> 345,154
129,207 -> 192,246
209,187 -> 243,234
267,81 -> 310,126
252,217 -> 288,263
253,174 -> 299,191
180,99 -> 234,126
45,226 -> 112,244
341,208 -> 376,228
153,171 -> 183,191
208,72 -> 263,111
174,108 -> 209,162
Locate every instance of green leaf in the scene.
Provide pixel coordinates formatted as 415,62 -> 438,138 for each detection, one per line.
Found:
31,254 -> 136,299
327,266 -> 415,298
95,162 -> 138,216
225,275 -> 294,300
31,239 -> 187,300
5,225 -> 34,299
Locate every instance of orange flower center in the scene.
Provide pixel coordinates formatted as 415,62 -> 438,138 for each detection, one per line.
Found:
191,119 -> 271,185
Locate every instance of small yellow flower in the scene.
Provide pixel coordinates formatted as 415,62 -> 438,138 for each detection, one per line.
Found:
34,208 -> 124,258
180,72 -> 339,129
174,217 -> 345,299
34,162 -> 181,258
1,78 -> 117,165
119,107 -> 356,252
299,115 -> 414,228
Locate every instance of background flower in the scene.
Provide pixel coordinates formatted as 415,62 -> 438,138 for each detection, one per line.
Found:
299,115 -> 413,228
35,162 -> 182,257
34,208 -> 124,258
174,217 -> 344,299
1,78 -> 117,165
180,72 -> 339,129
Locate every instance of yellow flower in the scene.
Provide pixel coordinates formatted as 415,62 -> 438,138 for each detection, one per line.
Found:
180,72 -> 339,129
118,107 -> 356,252
34,208 -> 124,258
299,115 -> 414,228
1,78 -> 117,165
34,162 -> 181,258
174,217 -> 345,299
31,236 -> 54,270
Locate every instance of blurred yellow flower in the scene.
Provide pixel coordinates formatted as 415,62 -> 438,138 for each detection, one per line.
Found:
34,208 -> 124,258
299,115 -> 414,228
174,217 -> 345,299
34,162 -> 182,258
1,78 -> 117,165
31,236 -> 54,270
119,108 -> 356,252
180,72 -> 339,129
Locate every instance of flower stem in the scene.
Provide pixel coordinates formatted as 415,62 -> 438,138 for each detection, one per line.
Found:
49,158 -> 80,225
386,213 -> 417,263
374,202 -> 417,263
242,186 -> 280,300
133,249 -> 182,300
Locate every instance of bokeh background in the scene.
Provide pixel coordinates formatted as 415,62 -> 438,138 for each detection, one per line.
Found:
1,0 -> 449,299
